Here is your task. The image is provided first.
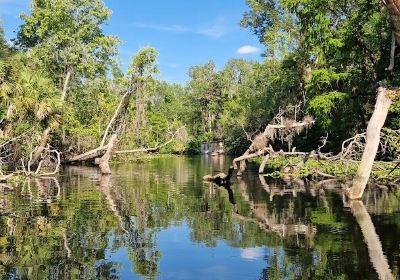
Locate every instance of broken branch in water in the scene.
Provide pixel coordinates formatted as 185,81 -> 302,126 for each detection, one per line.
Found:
21,145 -> 61,177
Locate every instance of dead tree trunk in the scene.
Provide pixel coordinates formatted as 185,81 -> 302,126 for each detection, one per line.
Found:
31,70 -> 72,167
100,91 -> 132,147
347,88 -> 393,199
30,127 -> 51,166
95,134 -> 117,174
259,155 -> 270,174
387,32 -> 396,71
233,117 -> 314,176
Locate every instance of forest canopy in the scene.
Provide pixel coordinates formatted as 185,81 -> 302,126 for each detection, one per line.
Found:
0,0 -> 399,168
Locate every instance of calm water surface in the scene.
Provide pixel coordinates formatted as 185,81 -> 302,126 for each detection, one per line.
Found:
0,156 -> 399,279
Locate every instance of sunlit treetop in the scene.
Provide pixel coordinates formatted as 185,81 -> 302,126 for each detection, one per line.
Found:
15,0 -> 119,79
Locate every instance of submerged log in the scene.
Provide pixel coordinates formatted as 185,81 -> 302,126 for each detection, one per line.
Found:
203,166 -> 234,186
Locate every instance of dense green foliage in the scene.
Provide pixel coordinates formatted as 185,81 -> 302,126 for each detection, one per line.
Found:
240,0 -> 400,152
0,0 -> 399,161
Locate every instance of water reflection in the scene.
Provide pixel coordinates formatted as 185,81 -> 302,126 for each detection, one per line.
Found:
0,157 -> 398,279
348,200 -> 394,280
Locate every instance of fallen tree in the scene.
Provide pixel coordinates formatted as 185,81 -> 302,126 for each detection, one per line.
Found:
233,104 -> 399,193
233,114 -> 315,176
66,126 -> 185,174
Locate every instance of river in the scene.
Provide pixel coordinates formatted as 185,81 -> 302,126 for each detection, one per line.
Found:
0,156 -> 399,279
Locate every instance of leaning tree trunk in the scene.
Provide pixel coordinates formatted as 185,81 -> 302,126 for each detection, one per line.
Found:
347,87 -> 393,199
100,91 -> 131,147
30,127 -> 51,166
31,70 -> 73,167
60,70 -> 72,102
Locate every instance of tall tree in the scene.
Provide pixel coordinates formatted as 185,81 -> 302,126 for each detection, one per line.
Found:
15,0 -> 118,165
0,21 -> 9,59
128,47 -> 159,143
347,0 -> 400,199
16,0 -> 119,101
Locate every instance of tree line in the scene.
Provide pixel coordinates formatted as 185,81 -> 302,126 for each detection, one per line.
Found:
0,0 -> 399,173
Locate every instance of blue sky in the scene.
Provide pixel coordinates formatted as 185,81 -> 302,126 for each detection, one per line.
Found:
0,0 -> 264,84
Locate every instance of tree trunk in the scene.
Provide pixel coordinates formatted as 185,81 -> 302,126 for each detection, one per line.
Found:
349,200 -> 393,280
66,145 -> 109,163
386,32 -> 396,71
347,87 -> 392,199
95,134 -> 117,174
30,127 -> 51,166
100,91 -> 131,147
31,70 -> 72,166
60,70 -> 72,102
135,81 -> 146,143
259,155 -> 270,174
384,0 -> 400,44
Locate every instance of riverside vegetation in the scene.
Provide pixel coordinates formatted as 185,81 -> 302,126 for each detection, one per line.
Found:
0,0 -> 399,197
0,1 -> 400,279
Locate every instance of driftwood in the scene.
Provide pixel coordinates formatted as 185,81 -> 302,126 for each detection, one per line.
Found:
21,144 -> 61,177
203,166 -> 234,186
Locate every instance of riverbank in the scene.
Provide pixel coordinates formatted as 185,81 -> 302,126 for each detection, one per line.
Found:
251,156 -> 399,184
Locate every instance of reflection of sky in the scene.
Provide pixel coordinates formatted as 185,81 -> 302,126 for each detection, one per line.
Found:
103,222 -> 270,279
240,247 -> 264,260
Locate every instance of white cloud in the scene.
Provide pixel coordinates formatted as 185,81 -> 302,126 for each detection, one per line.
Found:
131,18 -> 230,39
167,63 -> 180,68
240,248 -> 263,260
236,45 -> 261,55
197,18 -> 229,39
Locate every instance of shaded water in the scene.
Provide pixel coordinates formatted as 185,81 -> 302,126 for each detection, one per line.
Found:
0,156 -> 399,279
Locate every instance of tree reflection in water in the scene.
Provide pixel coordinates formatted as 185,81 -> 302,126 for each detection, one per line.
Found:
348,200 -> 394,280
0,157 -> 398,279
